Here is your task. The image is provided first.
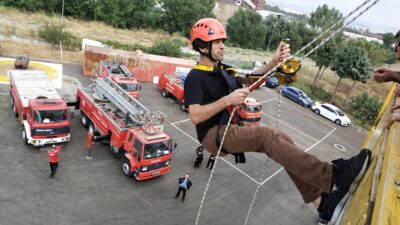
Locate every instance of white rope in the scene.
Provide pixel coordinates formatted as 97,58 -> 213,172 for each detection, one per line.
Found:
195,1 -> 381,224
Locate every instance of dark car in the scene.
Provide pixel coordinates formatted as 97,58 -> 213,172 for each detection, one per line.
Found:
280,86 -> 313,107
265,76 -> 279,88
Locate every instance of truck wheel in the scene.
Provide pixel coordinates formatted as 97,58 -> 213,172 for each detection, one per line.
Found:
81,113 -> 89,128
180,103 -> 186,112
88,123 -> 95,134
22,128 -> 28,145
121,158 -> 133,177
11,101 -> 19,117
161,89 -> 169,97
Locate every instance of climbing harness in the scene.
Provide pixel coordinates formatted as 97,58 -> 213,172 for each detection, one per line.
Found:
195,1 -> 381,224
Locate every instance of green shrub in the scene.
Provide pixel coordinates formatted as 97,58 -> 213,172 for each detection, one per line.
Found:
347,92 -> 382,125
147,40 -> 182,58
103,40 -> 146,52
38,22 -> 64,49
62,32 -> 82,51
39,22 -> 82,51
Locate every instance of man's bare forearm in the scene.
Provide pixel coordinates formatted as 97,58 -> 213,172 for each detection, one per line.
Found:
253,59 -> 279,74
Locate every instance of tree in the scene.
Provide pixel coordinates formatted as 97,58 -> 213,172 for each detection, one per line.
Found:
331,43 -> 372,103
348,92 -> 382,125
226,9 -> 266,50
310,4 -> 343,31
38,22 -> 65,49
160,0 -> 215,36
382,32 -> 395,50
310,39 -> 338,88
128,0 -> 162,29
349,39 -> 388,67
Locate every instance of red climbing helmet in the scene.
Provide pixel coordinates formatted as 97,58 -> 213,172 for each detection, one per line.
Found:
190,18 -> 227,44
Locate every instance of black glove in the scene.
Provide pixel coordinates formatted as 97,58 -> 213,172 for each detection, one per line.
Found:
232,153 -> 246,164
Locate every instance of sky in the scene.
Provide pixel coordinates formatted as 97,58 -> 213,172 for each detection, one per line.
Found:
266,0 -> 399,33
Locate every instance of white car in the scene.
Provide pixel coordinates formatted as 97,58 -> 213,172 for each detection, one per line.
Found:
311,102 -> 351,126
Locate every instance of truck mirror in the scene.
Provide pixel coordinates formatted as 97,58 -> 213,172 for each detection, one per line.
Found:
133,151 -> 138,157
70,111 -> 75,119
173,142 -> 178,150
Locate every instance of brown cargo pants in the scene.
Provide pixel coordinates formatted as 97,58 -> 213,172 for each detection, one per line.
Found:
201,124 -> 333,203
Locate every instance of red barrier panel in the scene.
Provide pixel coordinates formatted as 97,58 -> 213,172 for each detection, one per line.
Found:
83,45 -> 196,83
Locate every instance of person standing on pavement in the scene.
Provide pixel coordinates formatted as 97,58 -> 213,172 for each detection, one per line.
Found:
206,153 -> 216,170
194,145 -> 204,168
175,174 -> 192,202
48,145 -> 61,178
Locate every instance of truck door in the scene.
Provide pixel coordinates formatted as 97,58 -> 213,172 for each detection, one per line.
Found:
125,132 -> 143,165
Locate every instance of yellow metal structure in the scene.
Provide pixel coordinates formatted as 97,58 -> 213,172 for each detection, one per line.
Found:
339,83 -> 400,225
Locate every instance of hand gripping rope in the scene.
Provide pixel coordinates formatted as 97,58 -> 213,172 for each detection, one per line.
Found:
195,0 -> 381,224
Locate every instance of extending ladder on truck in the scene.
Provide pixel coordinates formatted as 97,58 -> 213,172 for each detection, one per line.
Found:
93,77 -> 164,134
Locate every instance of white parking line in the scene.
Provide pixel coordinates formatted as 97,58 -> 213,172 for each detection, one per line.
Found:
260,127 -> 336,185
170,122 -> 260,185
171,118 -> 191,125
260,98 -> 277,103
261,111 -> 319,142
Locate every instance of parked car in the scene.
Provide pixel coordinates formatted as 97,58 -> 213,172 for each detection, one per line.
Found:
280,86 -> 313,107
311,102 -> 351,126
265,76 -> 279,88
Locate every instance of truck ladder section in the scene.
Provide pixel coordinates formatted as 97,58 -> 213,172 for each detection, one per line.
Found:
339,83 -> 400,225
93,77 -> 164,134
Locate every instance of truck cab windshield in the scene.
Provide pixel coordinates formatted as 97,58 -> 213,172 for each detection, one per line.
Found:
118,83 -> 138,92
34,110 -> 67,123
247,105 -> 261,113
143,140 -> 171,159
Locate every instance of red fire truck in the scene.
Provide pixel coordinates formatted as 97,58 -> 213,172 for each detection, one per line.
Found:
157,72 -> 186,111
9,70 -> 71,146
76,77 -> 176,180
99,61 -> 141,99
158,68 -> 263,123
236,97 -> 262,126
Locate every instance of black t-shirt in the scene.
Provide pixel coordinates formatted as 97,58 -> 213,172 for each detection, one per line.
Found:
184,68 -> 230,142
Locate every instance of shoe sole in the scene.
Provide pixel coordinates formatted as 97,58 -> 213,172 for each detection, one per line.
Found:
348,150 -> 371,194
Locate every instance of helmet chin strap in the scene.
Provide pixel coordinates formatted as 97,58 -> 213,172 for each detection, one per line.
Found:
199,42 -> 217,62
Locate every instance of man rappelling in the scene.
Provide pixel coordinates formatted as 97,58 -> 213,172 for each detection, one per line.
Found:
184,18 -> 372,225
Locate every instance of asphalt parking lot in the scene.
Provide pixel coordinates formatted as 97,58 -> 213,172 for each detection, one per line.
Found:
0,65 -> 368,225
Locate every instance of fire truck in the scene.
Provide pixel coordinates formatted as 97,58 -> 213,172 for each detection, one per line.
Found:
99,61 -> 141,99
158,68 -> 262,124
76,77 -> 176,180
157,72 -> 186,111
237,97 -> 262,126
9,70 -> 71,146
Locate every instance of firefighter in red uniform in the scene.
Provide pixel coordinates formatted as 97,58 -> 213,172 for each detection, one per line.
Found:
48,145 -> 61,178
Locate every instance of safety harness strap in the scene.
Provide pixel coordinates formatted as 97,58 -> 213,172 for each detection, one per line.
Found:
193,63 -> 246,163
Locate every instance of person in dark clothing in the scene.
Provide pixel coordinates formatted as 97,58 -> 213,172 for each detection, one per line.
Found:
175,174 -> 192,202
194,145 -> 204,168
206,154 -> 216,170
48,145 -> 61,178
183,18 -> 372,224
